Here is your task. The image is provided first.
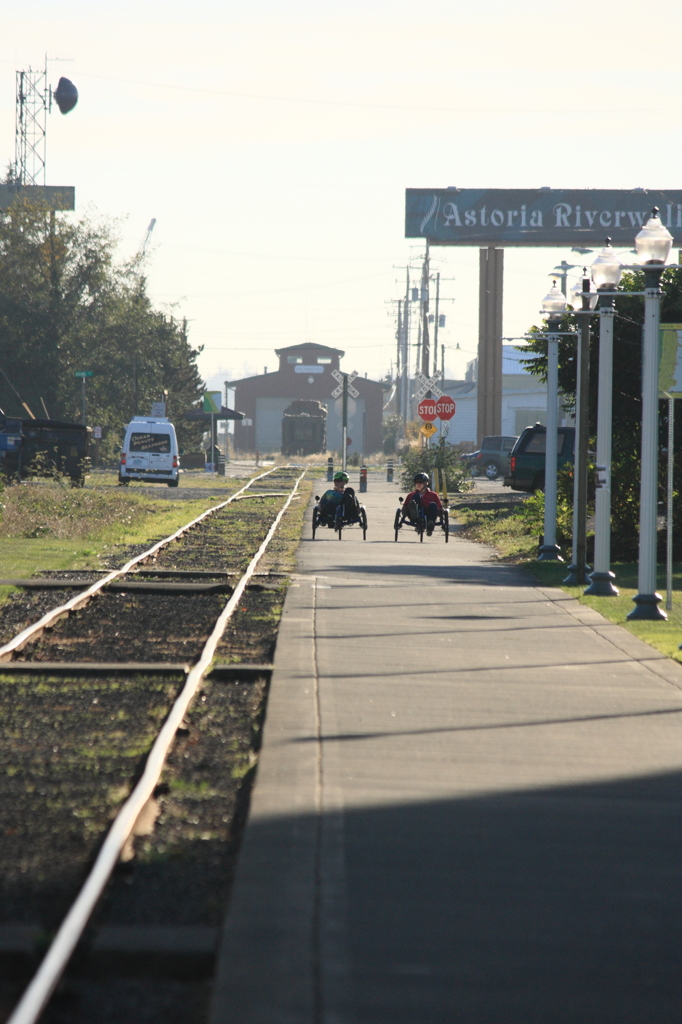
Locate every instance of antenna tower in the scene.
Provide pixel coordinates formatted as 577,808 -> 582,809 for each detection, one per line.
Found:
15,63 -> 49,185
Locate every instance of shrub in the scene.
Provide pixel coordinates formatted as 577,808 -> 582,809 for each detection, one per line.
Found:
400,440 -> 473,494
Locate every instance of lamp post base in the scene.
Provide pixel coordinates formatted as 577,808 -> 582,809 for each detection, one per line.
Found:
584,571 -> 619,597
537,544 -> 563,561
627,592 -> 666,620
563,562 -> 592,585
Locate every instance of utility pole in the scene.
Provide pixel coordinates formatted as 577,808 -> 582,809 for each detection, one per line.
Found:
396,299 -> 402,420
403,267 -> 410,424
416,317 -> 422,378
421,243 -> 430,379
433,271 -> 440,379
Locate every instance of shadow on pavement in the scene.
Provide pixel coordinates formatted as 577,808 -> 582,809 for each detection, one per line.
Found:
215,767 -> 682,1024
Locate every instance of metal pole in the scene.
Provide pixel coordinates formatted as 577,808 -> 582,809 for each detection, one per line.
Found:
402,268 -> 410,425
396,300 -> 402,420
342,373 -> 348,472
223,380 -> 230,463
564,273 -> 591,585
82,377 -> 86,426
421,243 -> 430,378
585,294 -> 618,595
538,318 -> 562,560
667,397 -> 674,612
629,266 -> 666,619
433,271 -> 440,379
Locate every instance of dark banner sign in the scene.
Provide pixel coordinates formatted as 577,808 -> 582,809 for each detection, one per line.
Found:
0,185 -> 75,211
405,188 -> 682,247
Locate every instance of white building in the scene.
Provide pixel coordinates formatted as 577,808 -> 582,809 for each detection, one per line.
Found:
433,345 -> 550,445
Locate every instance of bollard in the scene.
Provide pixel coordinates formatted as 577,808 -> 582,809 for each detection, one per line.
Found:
327,457 -> 334,482
386,458 -> 394,483
359,465 -> 368,492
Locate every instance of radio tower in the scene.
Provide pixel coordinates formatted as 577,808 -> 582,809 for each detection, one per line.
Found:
14,64 -> 49,185
12,59 -> 78,186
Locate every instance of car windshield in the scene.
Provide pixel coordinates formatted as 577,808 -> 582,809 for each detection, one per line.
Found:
129,432 -> 171,453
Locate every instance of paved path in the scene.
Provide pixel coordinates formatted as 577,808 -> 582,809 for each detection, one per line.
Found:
210,479 -> 682,1024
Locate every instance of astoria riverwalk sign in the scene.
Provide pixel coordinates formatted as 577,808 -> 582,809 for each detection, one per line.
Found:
405,188 -> 682,247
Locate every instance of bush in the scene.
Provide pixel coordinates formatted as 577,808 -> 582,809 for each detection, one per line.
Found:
400,440 -> 473,494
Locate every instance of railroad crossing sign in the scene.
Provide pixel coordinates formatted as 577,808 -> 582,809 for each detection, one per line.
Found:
418,399 -> 437,422
331,368 -> 359,399
420,422 -> 438,438
414,371 -> 444,401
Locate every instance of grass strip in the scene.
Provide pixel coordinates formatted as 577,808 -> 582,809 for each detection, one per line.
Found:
0,485 -> 244,607
454,501 -> 682,665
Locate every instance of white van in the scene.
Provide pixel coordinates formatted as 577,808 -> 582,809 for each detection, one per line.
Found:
119,416 -> 179,487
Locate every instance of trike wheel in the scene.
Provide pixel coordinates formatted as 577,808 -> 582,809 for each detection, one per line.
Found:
393,510 -> 401,542
443,509 -> 449,543
360,507 -> 368,540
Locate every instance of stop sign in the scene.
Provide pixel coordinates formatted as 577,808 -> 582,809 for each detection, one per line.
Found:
436,397 -> 456,421
418,399 -> 437,422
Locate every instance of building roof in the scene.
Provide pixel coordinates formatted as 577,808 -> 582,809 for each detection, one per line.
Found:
274,342 -> 345,358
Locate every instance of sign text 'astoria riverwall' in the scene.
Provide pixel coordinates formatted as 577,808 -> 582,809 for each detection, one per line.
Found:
405,188 -> 682,247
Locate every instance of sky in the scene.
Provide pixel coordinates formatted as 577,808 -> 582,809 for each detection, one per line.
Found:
3,0 -> 682,392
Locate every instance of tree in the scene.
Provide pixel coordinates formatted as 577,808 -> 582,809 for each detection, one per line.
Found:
0,198 -> 204,460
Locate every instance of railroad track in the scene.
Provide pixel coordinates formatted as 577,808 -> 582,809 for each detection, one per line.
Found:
0,466 -> 308,1024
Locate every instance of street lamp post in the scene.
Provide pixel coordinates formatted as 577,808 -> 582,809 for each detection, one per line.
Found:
584,240 -> 623,596
538,281 -> 567,560
628,208 -> 673,620
564,271 -> 598,585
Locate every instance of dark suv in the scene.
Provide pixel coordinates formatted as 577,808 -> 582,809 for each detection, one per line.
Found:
503,423 -> 575,493
461,435 -> 517,480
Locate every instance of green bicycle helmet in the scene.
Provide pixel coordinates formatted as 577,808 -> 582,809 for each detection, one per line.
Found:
333,471 -> 349,482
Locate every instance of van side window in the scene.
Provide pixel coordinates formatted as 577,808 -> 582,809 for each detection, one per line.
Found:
129,432 -> 171,453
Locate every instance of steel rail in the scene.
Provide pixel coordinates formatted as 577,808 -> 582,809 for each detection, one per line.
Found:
6,469 -> 307,1024
0,468 -> 277,662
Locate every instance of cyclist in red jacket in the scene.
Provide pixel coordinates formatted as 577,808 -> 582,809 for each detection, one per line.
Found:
402,472 -> 443,536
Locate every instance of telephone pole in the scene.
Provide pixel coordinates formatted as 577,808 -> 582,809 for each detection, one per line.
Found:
421,243 -> 430,378
432,270 -> 441,378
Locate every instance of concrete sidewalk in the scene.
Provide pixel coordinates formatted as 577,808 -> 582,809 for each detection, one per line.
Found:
210,479 -> 682,1024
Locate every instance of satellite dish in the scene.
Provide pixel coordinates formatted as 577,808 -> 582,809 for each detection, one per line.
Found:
53,77 -> 78,115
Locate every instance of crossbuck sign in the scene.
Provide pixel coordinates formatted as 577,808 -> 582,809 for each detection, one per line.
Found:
414,372 -> 444,401
331,369 -> 359,399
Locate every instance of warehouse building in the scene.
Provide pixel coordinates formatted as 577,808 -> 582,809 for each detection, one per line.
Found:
230,343 -> 385,456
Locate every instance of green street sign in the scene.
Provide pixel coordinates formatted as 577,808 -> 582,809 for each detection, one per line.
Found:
74,371 -> 93,377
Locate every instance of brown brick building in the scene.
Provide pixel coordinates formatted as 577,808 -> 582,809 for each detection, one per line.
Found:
230,343 -> 385,456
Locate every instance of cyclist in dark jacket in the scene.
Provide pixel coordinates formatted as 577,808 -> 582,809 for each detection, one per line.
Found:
402,472 -> 442,537
318,471 -> 359,526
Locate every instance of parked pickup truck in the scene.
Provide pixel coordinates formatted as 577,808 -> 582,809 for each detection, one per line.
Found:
503,423 -> 575,493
